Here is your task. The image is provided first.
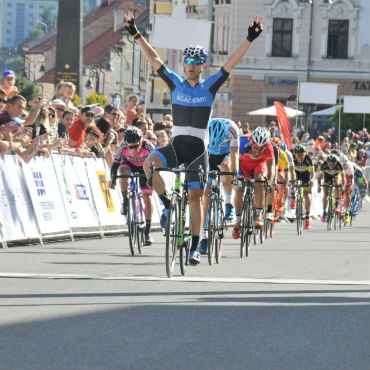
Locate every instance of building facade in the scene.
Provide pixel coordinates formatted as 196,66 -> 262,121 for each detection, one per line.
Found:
208,0 -> 370,126
1,0 -> 58,48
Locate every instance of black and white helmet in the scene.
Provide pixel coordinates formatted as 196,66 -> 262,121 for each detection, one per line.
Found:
124,126 -> 142,144
251,126 -> 270,147
183,44 -> 208,63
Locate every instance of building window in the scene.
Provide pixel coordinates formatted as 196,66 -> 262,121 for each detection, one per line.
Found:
272,18 -> 293,57
29,4 -> 33,8
327,19 -> 349,59
7,2 -> 12,7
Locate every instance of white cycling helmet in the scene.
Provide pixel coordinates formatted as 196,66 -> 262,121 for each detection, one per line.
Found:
251,126 -> 270,147
339,153 -> 348,164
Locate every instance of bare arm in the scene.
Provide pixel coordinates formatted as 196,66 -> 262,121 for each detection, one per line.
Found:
123,13 -> 163,72
223,16 -> 263,74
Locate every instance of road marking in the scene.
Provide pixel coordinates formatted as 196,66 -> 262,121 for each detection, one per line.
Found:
0,271 -> 369,285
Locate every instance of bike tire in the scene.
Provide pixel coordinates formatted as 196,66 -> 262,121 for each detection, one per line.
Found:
296,195 -> 302,235
127,193 -> 137,255
215,205 -> 225,264
207,196 -> 216,265
240,196 -> 251,257
180,203 -> 191,276
137,197 -> 146,254
166,196 -> 180,278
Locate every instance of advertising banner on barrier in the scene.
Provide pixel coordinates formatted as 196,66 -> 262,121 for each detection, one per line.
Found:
0,155 -> 40,240
84,158 -> 125,227
52,155 -> 100,230
21,156 -> 70,235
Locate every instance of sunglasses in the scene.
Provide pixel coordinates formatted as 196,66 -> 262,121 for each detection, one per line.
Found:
49,113 -> 55,118
295,153 -> 305,157
87,131 -> 99,138
128,143 -> 140,149
184,58 -> 203,66
165,130 -> 172,135
56,107 -> 64,112
0,98 -> 7,103
111,112 -> 118,117
251,142 -> 265,149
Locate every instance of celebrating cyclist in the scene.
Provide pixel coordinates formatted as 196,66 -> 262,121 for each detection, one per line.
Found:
290,145 -> 315,230
110,126 -> 155,246
317,154 -> 344,222
233,127 -> 275,239
198,118 -> 239,254
123,13 -> 263,265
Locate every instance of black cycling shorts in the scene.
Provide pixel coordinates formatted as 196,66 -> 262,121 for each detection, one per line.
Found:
152,135 -> 207,189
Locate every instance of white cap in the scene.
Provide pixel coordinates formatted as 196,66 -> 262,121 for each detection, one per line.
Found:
52,99 -> 66,108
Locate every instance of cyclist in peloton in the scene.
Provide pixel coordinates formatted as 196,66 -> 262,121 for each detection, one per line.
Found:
290,145 -> 315,230
337,153 -> 354,225
198,118 -> 239,254
123,13 -> 263,265
317,154 -> 344,222
233,127 -> 275,239
110,126 -> 155,246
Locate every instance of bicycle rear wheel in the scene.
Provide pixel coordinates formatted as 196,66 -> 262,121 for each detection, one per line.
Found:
207,196 -> 216,265
166,196 -> 180,278
296,195 -> 303,235
127,193 -> 138,255
215,203 -> 225,264
180,204 -> 190,276
327,195 -> 333,231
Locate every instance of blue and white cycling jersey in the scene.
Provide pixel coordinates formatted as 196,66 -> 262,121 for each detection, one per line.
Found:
208,119 -> 240,155
157,65 -> 229,144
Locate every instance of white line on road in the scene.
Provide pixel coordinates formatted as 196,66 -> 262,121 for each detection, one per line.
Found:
1,271 -> 369,285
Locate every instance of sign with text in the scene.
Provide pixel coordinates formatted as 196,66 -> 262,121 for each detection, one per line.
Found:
55,0 -> 83,94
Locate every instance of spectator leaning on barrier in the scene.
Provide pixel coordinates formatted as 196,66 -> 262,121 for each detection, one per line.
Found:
1,70 -> 19,98
68,106 -> 94,148
47,106 -> 58,143
58,110 -> 74,141
52,99 -> 66,120
84,125 -> 105,158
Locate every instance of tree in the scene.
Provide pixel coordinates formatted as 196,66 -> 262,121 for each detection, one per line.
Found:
25,6 -> 57,42
330,105 -> 370,137
15,76 -> 41,103
85,92 -> 108,107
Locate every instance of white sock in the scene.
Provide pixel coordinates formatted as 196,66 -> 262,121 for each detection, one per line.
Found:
225,192 -> 232,204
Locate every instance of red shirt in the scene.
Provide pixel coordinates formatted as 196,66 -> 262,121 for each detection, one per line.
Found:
125,106 -> 137,125
68,119 -> 86,148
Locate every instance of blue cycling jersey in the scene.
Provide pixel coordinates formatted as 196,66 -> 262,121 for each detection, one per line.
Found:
239,135 -> 251,155
157,65 -> 229,143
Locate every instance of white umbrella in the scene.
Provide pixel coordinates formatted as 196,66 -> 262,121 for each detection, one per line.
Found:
311,105 -> 339,116
247,105 -> 305,118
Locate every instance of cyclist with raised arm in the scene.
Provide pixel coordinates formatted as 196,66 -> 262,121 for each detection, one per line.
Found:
122,13 -> 263,265
338,153 -> 354,224
198,118 -> 239,254
317,154 -> 344,222
110,126 -> 155,245
290,145 -> 315,229
233,127 -> 275,239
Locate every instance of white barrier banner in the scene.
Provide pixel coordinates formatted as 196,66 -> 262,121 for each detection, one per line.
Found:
52,155 -> 100,229
0,155 -> 39,240
85,158 -> 124,227
21,156 -> 70,235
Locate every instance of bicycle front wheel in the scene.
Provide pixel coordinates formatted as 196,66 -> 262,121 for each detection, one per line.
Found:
296,195 -> 303,235
207,196 -> 216,265
127,193 -> 138,255
241,198 -> 253,257
166,196 -> 180,278
215,203 -> 225,264
327,195 -> 333,231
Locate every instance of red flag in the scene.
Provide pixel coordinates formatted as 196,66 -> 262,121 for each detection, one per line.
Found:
274,101 -> 292,150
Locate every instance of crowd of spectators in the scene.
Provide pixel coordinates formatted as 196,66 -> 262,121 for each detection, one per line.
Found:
0,70 -> 173,166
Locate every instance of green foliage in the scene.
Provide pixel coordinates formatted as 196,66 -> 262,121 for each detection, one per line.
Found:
85,92 -> 108,107
330,105 -> 370,136
15,76 -> 40,103
25,5 -> 57,43
72,94 -> 82,107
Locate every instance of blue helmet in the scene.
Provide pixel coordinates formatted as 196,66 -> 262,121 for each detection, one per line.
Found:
183,44 -> 208,63
209,118 -> 228,146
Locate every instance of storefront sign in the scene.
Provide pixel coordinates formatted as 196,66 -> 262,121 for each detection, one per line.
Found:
265,76 -> 297,85
353,80 -> 370,91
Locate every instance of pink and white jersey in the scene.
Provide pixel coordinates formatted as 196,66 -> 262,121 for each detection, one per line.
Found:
114,139 -> 154,168
343,161 -> 354,177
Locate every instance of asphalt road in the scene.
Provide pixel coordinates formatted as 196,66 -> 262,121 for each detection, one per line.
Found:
0,204 -> 369,370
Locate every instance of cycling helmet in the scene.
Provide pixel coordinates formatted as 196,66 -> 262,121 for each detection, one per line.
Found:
327,154 -> 337,165
251,126 -> 269,147
339,153 -> 348,164
293,145 -> 306,155
358,149 -> 366,157
124,126 -> 142,144
209,118 -> 228,146
317,135 -> 325,142
183,44 -> 208,63
270,137 -> 281,147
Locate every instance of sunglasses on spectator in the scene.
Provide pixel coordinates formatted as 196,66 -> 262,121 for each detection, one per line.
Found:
0,98 -> 7,103
87,131 -> 99,138
49,113 -> 55,118
165,130 -> 172,135
184,58 -> 203,66
128,143 -> 140,149
56,107 -> 64,112
111,112 -> 118,117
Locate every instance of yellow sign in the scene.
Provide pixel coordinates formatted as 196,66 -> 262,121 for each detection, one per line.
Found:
96,171 -> 115,212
